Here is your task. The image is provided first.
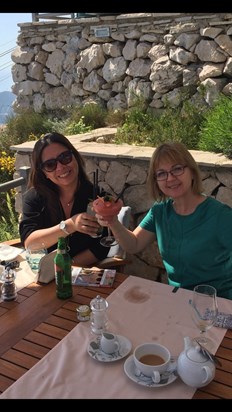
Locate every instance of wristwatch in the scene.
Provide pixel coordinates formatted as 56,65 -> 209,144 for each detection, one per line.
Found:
59,221 -> 69,235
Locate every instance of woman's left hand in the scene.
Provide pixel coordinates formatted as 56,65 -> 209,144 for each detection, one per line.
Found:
72,212 -> 101,236
95,213 -> 118,226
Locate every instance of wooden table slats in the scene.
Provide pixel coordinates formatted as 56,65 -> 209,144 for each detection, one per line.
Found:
34,322 -> 70,340
1,349 -> 39,369
53,307 -> 79,322
194,380 -> 232,399
216,346 -> 232,361
0,359 -> 27,380
215,357 -> 232,374
45,314 -> 77,331
23,330 -> 60,349
0,375 -> 15,393
13,340 -> 50,359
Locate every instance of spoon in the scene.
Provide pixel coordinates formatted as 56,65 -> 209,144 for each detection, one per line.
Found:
195,339 -> 222,367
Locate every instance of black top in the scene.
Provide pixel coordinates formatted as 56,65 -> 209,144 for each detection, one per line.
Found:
19,180 -> 109,261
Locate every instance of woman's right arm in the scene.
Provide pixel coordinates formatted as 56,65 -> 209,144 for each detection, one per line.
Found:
19,190 -> 76,249
98,216 -> 156,254
20,190 -> 104,249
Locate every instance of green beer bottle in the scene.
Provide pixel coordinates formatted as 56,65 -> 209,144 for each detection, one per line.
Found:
54,237 -> 72,299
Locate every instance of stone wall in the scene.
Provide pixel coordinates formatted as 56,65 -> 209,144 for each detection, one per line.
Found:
11,13 -> 232,113
11,131 -> 232,282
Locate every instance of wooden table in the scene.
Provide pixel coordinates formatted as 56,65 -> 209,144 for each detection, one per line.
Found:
0,275 -> 231,399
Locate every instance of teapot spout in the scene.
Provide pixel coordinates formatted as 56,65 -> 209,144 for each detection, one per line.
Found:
184,336 -> 192,351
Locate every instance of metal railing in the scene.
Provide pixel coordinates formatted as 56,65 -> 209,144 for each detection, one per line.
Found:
32,13 -> 76,22
31,13 -> 121,22
0,166 -> 30,194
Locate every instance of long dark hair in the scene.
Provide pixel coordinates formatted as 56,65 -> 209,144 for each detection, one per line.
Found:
28,132 -> 89,222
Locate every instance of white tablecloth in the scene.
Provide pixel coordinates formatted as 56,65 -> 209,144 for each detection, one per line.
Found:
1,276 -> 231,399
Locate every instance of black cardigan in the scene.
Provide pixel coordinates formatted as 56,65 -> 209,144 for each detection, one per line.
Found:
19,180 -> 109,261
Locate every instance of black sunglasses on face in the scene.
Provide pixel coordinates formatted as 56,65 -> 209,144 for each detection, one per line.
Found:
40,150 -> 73,172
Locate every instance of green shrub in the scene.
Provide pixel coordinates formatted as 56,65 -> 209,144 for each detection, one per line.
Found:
0,108 -> 73,152
5,110 -> 49,145
116,100 -> 205,149
80,103 -> 107,129
104,109 -> 126,127
0,151 -> 15,183
64,116 -> 92,135
67,103 -> 107,130
0,192 -> 19,242
198,94 -> 232,158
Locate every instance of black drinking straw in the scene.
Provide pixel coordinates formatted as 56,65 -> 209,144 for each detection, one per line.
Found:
93,171 -> 96,200
115,182 -> 129,202
96,169 -> 99,197
93,169 -> 99,199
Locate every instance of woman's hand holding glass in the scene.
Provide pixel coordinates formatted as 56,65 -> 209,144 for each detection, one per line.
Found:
72,211 -> 103,237
86,202 -> 103,238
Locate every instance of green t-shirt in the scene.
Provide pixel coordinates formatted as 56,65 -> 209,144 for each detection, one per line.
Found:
139,197 -> 232,300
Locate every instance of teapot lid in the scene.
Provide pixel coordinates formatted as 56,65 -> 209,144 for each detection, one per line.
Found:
186,345 -> 207,363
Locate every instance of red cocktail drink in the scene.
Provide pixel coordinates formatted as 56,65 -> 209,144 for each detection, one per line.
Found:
92,195 -> 123,247
93,195 -> 123,218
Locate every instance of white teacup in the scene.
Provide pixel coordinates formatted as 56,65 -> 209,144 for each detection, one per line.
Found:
133,342 -> 171,383
100,332 -> 119,354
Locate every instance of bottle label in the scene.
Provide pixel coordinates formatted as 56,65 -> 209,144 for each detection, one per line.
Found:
55,265 -> 64,288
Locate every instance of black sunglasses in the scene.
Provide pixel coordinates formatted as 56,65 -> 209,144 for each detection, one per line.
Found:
40,150 -> 73,172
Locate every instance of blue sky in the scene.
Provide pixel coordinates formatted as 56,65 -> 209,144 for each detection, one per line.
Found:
0,13 -> 32,93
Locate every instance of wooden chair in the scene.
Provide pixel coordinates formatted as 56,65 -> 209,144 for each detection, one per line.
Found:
3,239 -> 22,247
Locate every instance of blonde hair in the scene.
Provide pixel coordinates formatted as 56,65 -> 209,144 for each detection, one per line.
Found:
147,141 -> 203,201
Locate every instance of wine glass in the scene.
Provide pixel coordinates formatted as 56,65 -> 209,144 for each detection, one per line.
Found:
190,284 -> 218,350
92,195 -> 123,247
100,227 -> 118,247
86,201 -> 103,238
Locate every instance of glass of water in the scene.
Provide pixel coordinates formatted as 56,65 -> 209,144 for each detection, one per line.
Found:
26,244 -> 47,273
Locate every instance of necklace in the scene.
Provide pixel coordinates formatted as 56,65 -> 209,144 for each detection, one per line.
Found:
67,199 -> 74,206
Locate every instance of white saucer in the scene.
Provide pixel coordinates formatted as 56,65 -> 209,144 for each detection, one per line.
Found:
87,334 -> 132,362
0,244 -> 24,262
124,355 -> 178,388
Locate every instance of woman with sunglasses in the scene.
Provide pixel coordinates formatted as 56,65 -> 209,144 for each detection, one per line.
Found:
19,132 -> 109,266
97,141 -> 232,299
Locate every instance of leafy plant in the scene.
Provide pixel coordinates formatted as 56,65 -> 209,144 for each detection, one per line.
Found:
116,100 -> 205,149
0,192 -> 19,242
104,109 -> 126,127
198,94 -> 232,158
0,151 -> 15,183
64,116 -> 92,135
78,103 -> 107,129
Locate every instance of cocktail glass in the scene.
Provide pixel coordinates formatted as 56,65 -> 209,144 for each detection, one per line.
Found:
86,201 -> 103,238
92,195 -> 123,247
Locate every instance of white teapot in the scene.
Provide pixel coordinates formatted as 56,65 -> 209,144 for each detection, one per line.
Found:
177,337 -> 215,388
